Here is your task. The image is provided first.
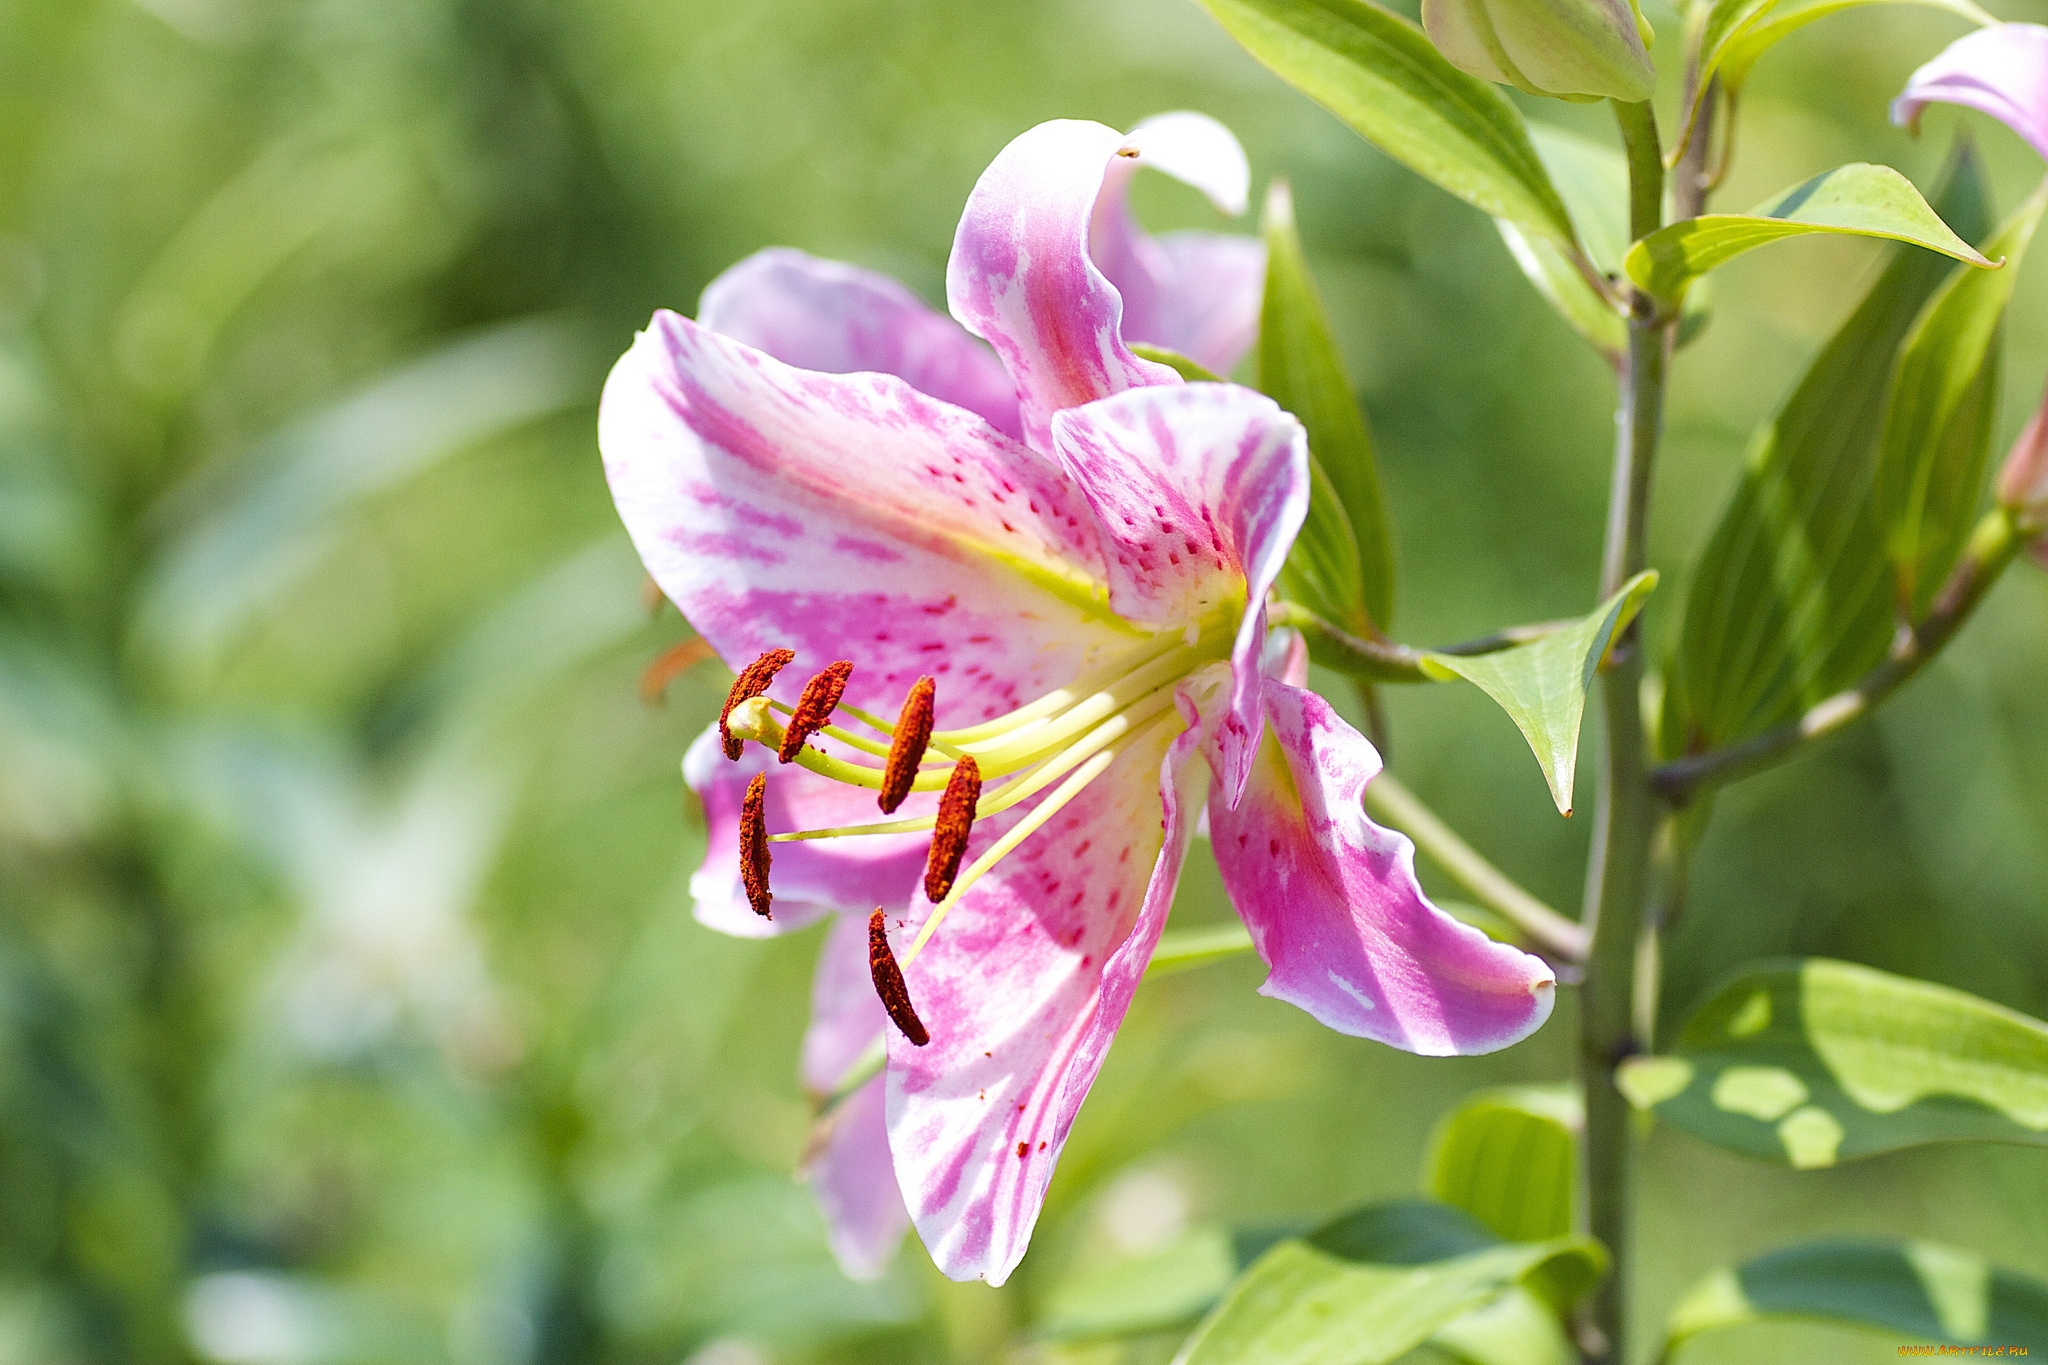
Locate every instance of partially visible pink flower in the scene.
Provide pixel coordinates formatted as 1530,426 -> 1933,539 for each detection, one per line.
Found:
1892,24 -> 2048,162
602,116 -> 1555,1288
1998,383 -> 2048,568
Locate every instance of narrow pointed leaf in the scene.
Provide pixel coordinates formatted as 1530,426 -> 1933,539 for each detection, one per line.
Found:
1625,163 -> 1993,306
1421,571 -> 1657,815
1193,0 -> 1577,248
1145,922 -> 1258,978
1175,1201 -> 1602,1365
1663,1239 -> 2048,1356
1425,1086 -> 1580,1244
1875,182 -> 2047,612
1662,148 -> 1990,758
1618,958 -> 2048,1169
1257,180 -> 1394,633
1497,125 -> 1627,355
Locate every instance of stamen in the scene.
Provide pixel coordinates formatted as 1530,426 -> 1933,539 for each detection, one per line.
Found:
640,636 -> 716,706
720,649 -> 795,760
778,660 -> 855,763
740,773 -> 772,919
869,909 -> 929,1046
923,756 -> 982,902
932,629 -> 1191,744
879,677 -> 936,814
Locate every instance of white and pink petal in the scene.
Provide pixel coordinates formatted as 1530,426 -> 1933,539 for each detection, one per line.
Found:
1893,24 -> 2048,164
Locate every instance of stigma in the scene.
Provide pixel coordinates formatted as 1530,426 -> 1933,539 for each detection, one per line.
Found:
714,618 -> 1233,1035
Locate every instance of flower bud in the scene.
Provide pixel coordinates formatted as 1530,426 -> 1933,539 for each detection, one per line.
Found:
1423,0 -> 1655,104
1999,392 -> 2048,522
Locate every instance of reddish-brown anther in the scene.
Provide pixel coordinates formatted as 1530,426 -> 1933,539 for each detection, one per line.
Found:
878,676 -> 937,814
778,660 -> 855,763
719,648 -> 795,760
740,773 -> 772,919
923,755 -> 982,903
869,909 -> 930,1046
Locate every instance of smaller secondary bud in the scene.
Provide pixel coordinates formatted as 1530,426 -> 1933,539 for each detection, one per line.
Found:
923,756 -> 983,903
879,677 -> 937,814
720,648 -> 795,759
1998,395 -> 2048,521
869,909 -> 930,1046
1423,0 -> 1654,103
778,660 -> 855,763
740,774 -> 773,919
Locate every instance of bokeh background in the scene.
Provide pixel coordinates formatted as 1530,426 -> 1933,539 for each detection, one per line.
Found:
3,0 -> 2047,1361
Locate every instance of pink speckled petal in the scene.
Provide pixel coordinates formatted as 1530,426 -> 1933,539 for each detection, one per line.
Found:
946,120 -> 1181,450
600,311 -> 1138,728
882,710 -> 1205,1285
698,248 -> 1022,440
684,725 -> 928,939
1893,24 -> 2048,163
1208,681 -> 1557,1056
1092,115 -> 1265,376
1050,384 -> 1309,807
800,912 -> 909,1281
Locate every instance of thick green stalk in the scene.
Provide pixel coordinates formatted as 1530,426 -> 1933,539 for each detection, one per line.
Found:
1580,97 -> 1669,1365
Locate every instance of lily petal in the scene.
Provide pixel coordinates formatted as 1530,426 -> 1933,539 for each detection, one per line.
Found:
699,247 -> 1023,440
1209,681 -> 1557,1056
1050,384 -> 1309,807
947,120 -> 1182,450
601,311 -> 1135,726
801,912 -> 909,1281
1893,25 -> 2048,163
1093,114 -> 1267,376
884,714 -> 1204,1284
684,724 -> 928,938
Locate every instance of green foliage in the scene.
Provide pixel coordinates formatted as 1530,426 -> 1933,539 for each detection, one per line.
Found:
1257,179 -> 1396,634
1498,124 -> 1629,356
1036,1225 -> 1240,1343
1177,1200 -> 1602,1365
1192,0 -> 1578,246
1424,1086 -> 1580,1244
1422,570 -> 1656,814
1663,147 -> 1992,756
1620,958 -> 2048,1168
1875,183 -> 2048,612
1625,163 -> 1992,308
1663,1239 -> 2048,1358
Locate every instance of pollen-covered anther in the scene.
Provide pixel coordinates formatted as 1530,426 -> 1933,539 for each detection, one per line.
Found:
740,773 -> 772,919
869,909 -> 930,1046
923,755 -> 982,902
719,648 -> 795,760
778,660 -> 855,763
878,677 -> 936,814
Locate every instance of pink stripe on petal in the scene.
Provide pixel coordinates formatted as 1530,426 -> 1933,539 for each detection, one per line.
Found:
1893,24 -> 2048,163
699,248 -> 1023,440
1209,682 -> 1556,1056
686,724 -> 928,938
883,719 -> 1196,1285
947,120 -> 1182,451
1050,384 -> 1308,806
600,312 -> 1134,727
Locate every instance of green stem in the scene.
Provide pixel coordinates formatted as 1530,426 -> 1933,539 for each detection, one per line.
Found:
1269,601 -> 1574,683
1652,507 -> 2026,802
1361,773 -> 1589,963
1580,97 -> 1669,1365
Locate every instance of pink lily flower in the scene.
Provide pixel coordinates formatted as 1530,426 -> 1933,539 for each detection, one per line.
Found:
1999,383 -> 2048,568
601,115 -> 1556,1287
1892,23 -> 2048,162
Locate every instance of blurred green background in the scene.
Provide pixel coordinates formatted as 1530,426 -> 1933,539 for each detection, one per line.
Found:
3,0 -> 2047,1361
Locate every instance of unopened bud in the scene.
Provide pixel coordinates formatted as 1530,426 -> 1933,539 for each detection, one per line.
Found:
1998,397 -> 2048,521
1423,0 -> 1654,103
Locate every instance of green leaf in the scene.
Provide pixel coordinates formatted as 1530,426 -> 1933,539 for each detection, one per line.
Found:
1428,1288 -> 1577,1365
1176,1201 -> 1603,1365
1131,344 -> 1226,383
1425,1086 -> 1580,1244
1145,922 -> 1257,978
1874,182 -> 2048,613
1193,0 -> 1576,248
1421,571 -> 1657,815
1663,1239 -> 2048,1357
1257,180 -> 1395,633
1038,1225 -> 1238,1343
1618,958 -> 2048,1169
1662,146 -> 1991,758
1624,163 -> 1993,306
1680,0 -> 1994,154
1497,125 -> 1628,356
